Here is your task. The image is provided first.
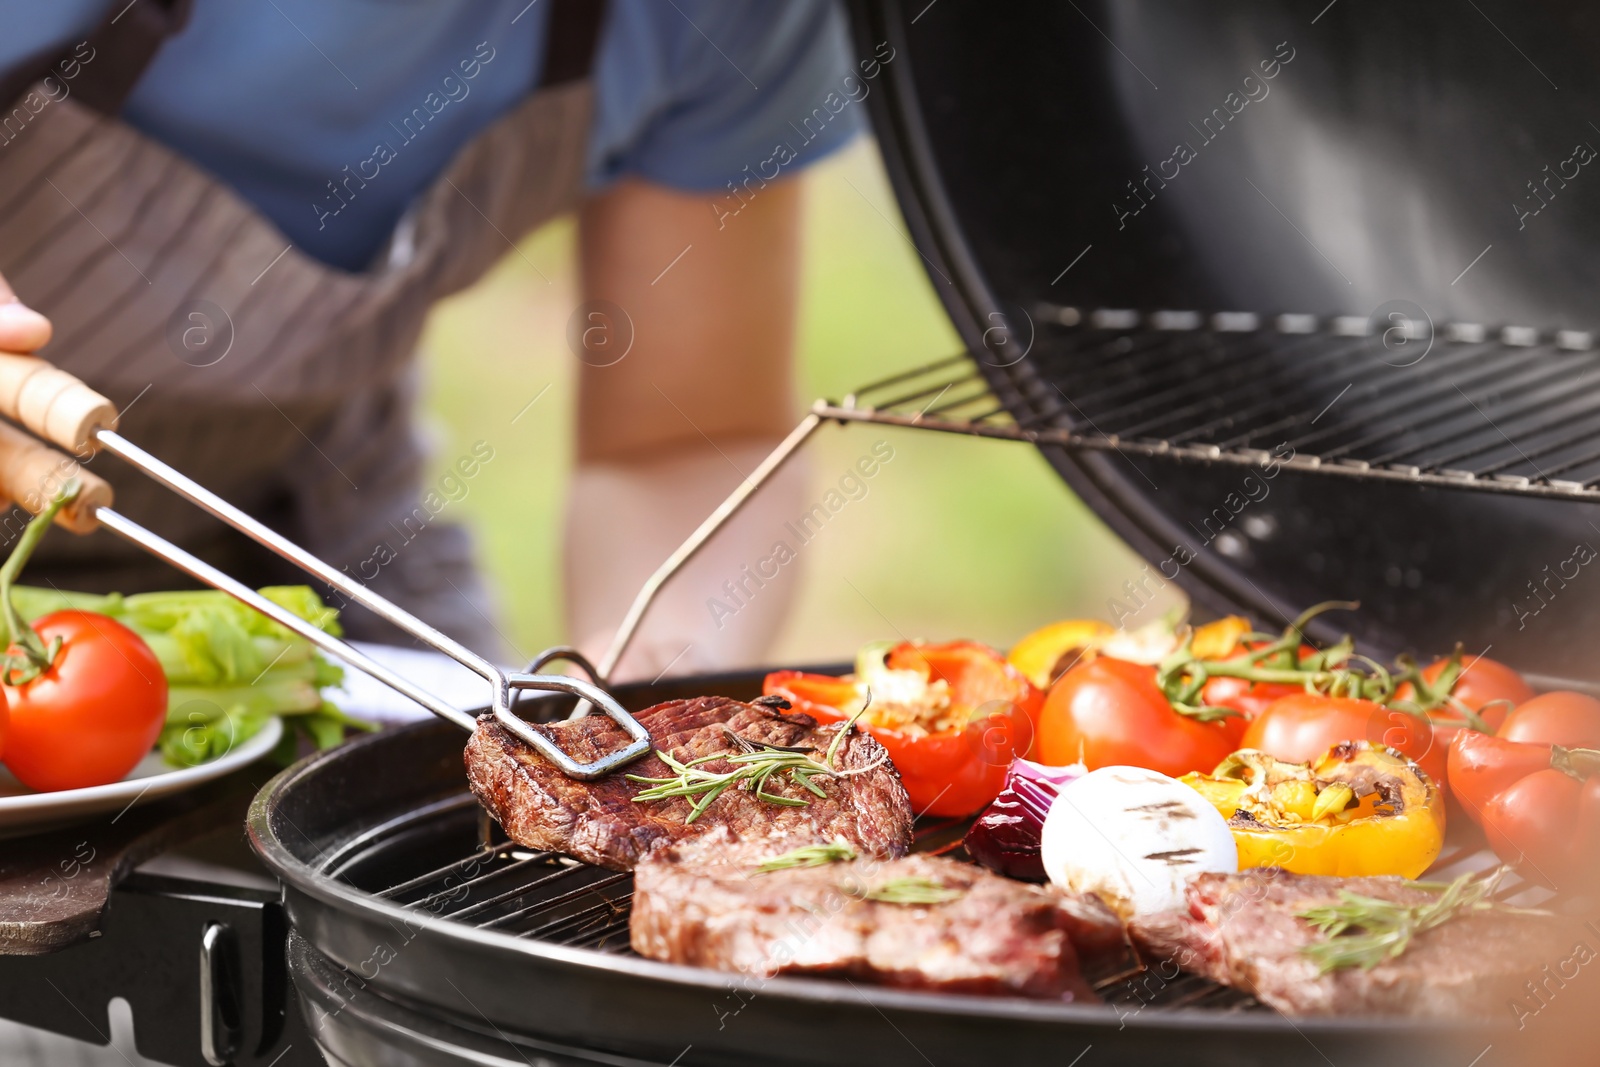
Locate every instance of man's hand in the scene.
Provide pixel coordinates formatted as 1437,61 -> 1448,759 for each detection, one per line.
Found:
0,274 -> 52,353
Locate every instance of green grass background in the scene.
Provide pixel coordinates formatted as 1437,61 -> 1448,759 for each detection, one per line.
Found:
417,141 -> 1169,666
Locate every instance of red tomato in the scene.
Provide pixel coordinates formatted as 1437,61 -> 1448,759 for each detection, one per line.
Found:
1446,691 -> 1600,885
1498,691 -> 1600,745
1431,655 -> 1534,727
765,641 -> 1042,818
1037,657 -> 1245,777
0,685 -> 7,760
1,611 -> 168,793
1200,675 -> 1303,720
1480,771 -> 1600,885
1242,693 -> 1447,787
1447,729 -> 1553,818
1395,654 -> 1535,738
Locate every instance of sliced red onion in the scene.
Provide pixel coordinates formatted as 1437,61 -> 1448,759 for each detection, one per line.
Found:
963,758 -> 1085,881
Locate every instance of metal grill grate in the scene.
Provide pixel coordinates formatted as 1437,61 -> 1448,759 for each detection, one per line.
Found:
328,792 -> 1557,1015
818,313 -> 1600,501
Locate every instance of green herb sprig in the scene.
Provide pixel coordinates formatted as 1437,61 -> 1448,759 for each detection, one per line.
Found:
858,876 -> 965,906
755,840 -> 858,874
1298,867 -> 1549,973
628,704 -> 880,824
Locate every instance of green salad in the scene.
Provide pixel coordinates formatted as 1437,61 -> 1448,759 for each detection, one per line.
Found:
10,584 -> 372,766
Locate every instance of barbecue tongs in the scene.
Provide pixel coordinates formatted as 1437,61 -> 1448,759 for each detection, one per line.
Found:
0,355 -> 650,779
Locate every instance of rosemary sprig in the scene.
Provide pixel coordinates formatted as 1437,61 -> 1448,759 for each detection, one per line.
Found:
627,710 -> 885,824
1298,867 -> 1549,973
755,839 -> 858,874
859,876 -> 965,906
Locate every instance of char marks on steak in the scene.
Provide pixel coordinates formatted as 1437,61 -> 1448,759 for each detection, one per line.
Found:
464,696 -> 913,870
1129,869 -> 1581,1017
630,833 -> 1126,1000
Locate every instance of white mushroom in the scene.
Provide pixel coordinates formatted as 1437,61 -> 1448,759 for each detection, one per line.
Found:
1039,765 -> 1238,919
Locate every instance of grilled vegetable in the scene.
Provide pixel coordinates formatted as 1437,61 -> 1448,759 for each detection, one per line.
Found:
1447,691 -> 1600,886
1392,649 -> 1533,739
1181,743 -> 1445,879
962,758 -> 1084,881
764,640 -> 1041,817
0,486 -> 166,792
1241,694 -> 1446,791
1039,765 -> 1237,918
1037,657 -> 1246,777
1008,612 -> 1256,693
1007,619 -> 1111,689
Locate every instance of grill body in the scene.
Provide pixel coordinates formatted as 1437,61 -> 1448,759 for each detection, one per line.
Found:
252,670 -> 1516,1067
248,5 -> 1600,1060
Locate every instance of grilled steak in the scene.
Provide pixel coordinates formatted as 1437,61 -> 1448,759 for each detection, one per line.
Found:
1129,869 -> 1583,1017
630,832 -> 1126,1000
464,696 -> 913,870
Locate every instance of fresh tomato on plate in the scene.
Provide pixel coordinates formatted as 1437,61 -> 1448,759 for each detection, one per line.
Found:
1,610 -> 168,793
765,640 -> 1041,818
1447,691 -> 1600,886
1037,657 -> 1246,777
0,487 -> 168,793
1241,692 -> 1447,788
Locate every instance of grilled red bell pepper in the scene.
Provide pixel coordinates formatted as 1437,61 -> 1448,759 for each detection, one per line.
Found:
764,640 -> 1042,817
1447,691 -> 1600,887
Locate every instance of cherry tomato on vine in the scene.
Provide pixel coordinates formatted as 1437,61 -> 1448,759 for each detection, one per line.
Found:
1242,693 -> 1447,788
1498,691 -> 1600,745
1199,675 -> 1303,721
1394,654 -> 1534,738
1037,657 -> 1245,777
1,610 -> 167,793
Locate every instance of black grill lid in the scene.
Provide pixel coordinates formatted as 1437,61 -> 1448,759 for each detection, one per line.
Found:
848,0 -> 1600,680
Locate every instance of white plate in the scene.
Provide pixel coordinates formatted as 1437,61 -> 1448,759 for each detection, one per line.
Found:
0,717 -> 283,838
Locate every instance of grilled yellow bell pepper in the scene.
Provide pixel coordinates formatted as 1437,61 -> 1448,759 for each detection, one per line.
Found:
1007,614 -> 1252,690
1180,742 -> 1445,879
1007,620 -> 1112,689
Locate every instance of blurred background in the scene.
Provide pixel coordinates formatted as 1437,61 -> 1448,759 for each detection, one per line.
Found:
419,138 -> 1176,668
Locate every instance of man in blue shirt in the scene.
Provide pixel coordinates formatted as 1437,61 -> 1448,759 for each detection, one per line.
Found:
0,0 -> 880,678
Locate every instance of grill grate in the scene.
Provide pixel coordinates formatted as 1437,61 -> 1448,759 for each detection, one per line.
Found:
818,313 -> 1600,501
327,790 -> 1560,1015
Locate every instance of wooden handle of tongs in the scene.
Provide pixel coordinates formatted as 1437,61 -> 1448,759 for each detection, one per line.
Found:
0,353 -> 119,454
0,418 -> 112,533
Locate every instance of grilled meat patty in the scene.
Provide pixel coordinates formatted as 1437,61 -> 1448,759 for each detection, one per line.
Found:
630,832 -> 1126,1000
464,696 -> 913,870
1129,869 -> 1581,1017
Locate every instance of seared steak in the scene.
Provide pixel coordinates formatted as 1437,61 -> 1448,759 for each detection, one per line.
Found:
630,832 -> 1126,1000
464,696 -> 913,870
1129,869 -> 1582,1017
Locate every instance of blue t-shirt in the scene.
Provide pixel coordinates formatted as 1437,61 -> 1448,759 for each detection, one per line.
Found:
4,1 -> 864,270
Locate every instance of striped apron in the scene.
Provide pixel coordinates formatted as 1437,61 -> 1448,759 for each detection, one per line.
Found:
0,0 -> 607,656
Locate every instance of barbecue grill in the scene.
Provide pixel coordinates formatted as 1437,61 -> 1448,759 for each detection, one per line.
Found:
7,0 -> 1600,1063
